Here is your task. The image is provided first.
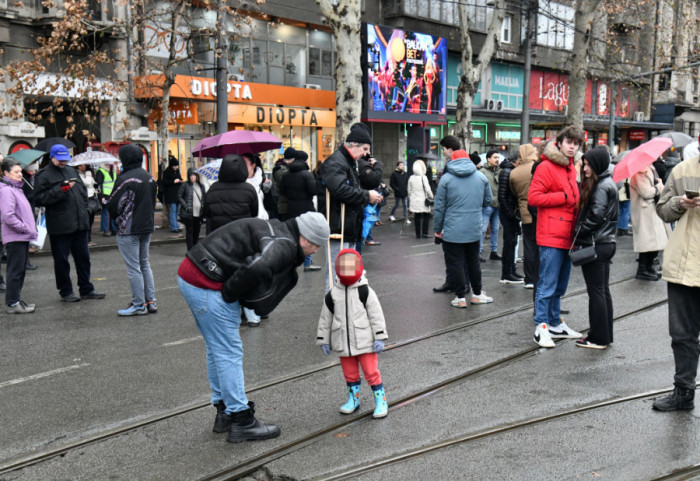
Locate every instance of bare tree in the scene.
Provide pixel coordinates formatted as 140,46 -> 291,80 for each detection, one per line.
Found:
455,0 -> 506,151
313,0 -> 362,149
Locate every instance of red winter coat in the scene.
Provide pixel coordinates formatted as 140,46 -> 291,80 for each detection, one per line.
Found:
528,141 -> 580,249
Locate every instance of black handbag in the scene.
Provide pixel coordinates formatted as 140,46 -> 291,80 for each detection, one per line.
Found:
569,227 -> 597,266
422,178 -> 434,207
87,196 -> 101,215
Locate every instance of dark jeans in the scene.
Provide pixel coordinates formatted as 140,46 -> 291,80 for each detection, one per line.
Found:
5,242 -> 28,305
413,212 -> 430,238
442,240 -> 482,298
581,243 -> 616,345
49,230 -> 94,297
500,215 -> 520,278
185,217 -> 203,251
390,196 -> 408,218
87,211 -> 95,242
522,222 -> 539,287
668,282 -> 700,390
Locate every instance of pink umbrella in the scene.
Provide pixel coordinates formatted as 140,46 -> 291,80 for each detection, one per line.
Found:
612,137 -> 673,182
192,130 -> 282,158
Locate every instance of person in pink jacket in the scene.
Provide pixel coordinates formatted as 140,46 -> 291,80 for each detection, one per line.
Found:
0,159 -> 38,313
527,126 -> 585,348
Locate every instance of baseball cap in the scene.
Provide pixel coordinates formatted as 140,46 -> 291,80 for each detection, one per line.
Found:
50,144 -> 71,161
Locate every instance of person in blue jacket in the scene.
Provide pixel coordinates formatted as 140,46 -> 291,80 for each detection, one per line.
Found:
433,149 -> 493,308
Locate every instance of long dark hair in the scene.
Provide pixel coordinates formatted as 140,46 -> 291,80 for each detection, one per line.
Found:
578,160 -> 599,210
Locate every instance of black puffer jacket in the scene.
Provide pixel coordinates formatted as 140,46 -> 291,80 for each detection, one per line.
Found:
203,155 -> 258,233
33,162 -> 90,235
320,147 -> 369,243
575,172 -> 619,247
497,159 -> 518,220
107,162 -> 157,235
187,217 -> 305,315
280,159 -> 316,217
178,169 -> 206,221
390,168 -> 409,198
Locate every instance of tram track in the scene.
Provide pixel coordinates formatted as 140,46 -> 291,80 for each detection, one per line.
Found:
0,275 -> 661,478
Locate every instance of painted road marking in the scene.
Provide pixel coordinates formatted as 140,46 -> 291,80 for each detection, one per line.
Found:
162,336 -> 203,347
0,363 -> 90,389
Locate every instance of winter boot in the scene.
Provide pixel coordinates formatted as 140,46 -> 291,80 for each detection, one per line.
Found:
652,387 -> 695,411
371,383 -> 388,419
213,400 -> 255,433
636,254 -> 659,281
227,406 -> 280,443
339,382 -> 361,414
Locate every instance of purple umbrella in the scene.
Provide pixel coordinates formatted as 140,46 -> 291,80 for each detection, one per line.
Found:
193,130 -> 282,158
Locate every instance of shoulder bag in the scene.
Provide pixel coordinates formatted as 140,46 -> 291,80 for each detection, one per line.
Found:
422,177 -> 434,207
569,226 -> 597,266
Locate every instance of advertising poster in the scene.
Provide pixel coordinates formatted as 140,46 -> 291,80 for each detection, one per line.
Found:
529,70 -> 570,112
365,23 -> 447,122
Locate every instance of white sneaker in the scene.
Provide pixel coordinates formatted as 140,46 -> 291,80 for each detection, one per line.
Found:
389,215 -> 396,222
533,323 -> 555,348
450,297 -> 468,308
523,283 -> 535,289
406,219 -> 412,224
548,321 -> 583,339
470,291 -> 493,304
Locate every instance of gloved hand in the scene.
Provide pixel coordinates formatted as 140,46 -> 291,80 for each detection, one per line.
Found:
321,344 -> 331,356
373,340 -> 384,353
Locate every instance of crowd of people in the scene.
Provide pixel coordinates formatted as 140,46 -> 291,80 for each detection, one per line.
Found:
2,121 -> 699,445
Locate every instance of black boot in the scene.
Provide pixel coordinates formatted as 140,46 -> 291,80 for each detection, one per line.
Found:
636,254 -> 659,281
213,401 -> 255,433
433,282 -> 454,293
652,387 -> 695,411
227,407 -> 281,443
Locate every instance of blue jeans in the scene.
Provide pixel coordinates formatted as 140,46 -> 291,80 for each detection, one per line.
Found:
169,203 -> 179,231
390,196 -> 408,218
116,234 -> 156,306
303,254 -> 313,267
617,200 -> 630,230
177,277 -> 249,413
100,206 -> 115,233
480,206 -> 500,254
533,246 -> 572,327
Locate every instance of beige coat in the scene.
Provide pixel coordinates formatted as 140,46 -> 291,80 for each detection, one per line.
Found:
509,143 -> 538,224
407,160 -> 434,213
630,166 -> 669,252
656,157 -> 700,287
316,273 -> 388,356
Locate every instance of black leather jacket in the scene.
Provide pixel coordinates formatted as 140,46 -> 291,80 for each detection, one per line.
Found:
187,217 -> 304,314
574,172 -> 619,247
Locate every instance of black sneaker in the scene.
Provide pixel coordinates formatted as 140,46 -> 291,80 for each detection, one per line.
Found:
303,264 -> 322,272
653,387 -> 695,411
61,292 -> 81,302
500,275 -> 524,284
81,290 -> 106,300
512,272 -> 525,279
432,283 -> 454,293
489,252 -> 502,260
25,262 -> 38,271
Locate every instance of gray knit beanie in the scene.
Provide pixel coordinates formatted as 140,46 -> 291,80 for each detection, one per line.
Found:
296,212 -> 330,246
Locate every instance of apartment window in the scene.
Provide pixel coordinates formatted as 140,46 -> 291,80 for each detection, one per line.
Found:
309,30 -> 333,78
536,1 -> 574,50
501,15 -> 512,44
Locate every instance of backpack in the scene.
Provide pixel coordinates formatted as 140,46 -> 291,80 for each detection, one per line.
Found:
324,284 -> 369,314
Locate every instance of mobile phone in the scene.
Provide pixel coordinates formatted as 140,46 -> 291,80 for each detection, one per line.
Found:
686,190 -> 699,199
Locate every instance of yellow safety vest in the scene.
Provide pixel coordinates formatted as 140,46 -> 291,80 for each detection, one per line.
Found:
97,168 -> 115,196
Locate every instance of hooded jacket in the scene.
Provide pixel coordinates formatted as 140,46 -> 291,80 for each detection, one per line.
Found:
280,158 -> 316,217
509,143 -> 538,224
630,166 -> 669,253
0,176 -> 38,243
316,272 -> 388,356
320,146 -> 370,243
178,168 -> 207,221
107,151 -> 157,236
656,157 -> 700,287
203,155 -> 258,233
407,160 -> 434,214
34,162 -> 90,235
497,158 -> 518,219
162,161 -> 182,204
574,149 -> 618,247
528,141 -> 580,249
185,217 -> 305,314
433,155 -> 491,243
272,159 -> 290,215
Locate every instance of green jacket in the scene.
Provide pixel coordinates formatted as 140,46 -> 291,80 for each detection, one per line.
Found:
482,164 -> 499,208
656,157 -> 700,287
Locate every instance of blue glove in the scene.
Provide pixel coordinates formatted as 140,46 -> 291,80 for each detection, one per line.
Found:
373,340 -> 385,353
321,344 -> 331,356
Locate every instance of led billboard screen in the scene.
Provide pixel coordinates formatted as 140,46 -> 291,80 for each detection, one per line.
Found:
364,23 -> 447,123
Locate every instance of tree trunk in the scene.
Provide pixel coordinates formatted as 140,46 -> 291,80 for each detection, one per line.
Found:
567,0 -> 601,129
314,0 -> 362,151
455,0 -> 505,152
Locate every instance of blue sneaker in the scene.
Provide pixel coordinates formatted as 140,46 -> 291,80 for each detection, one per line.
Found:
146,300 -> 158,313
118,304 -> 148,316
339,383 -> 361,414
